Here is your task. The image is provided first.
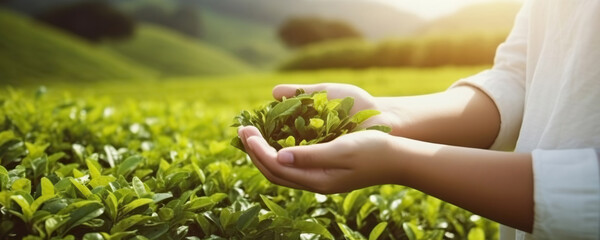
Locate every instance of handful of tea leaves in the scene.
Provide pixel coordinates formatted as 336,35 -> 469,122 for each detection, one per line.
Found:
231,89 -> 391,153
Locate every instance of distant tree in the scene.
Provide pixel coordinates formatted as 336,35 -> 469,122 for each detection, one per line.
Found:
133,4 -> 202,38
278,17 -> 362,48
167,5 -> 202,38
36,1 -> 135,42
133,4 -> 170,26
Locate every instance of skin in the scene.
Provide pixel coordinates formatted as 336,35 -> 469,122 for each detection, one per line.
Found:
238,83 -> 534,233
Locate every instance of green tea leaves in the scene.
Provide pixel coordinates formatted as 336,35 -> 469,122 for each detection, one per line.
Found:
0,86 -> 495,239
232,90 -> 391,152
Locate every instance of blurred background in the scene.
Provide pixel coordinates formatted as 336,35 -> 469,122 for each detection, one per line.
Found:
0,0 -> 522,86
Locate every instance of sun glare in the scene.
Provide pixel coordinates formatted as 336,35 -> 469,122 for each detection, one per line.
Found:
370,0 -> 523,19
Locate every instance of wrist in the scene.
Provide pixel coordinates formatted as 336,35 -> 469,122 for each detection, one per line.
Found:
373,97 -> 410,136
376,134 -> 417,186
384,136 -> 441,187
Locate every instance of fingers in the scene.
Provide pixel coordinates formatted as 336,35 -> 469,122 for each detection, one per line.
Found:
239,126 -> 314,190
272,84 -> 328,100
238,126 -> 350,192
277,144 -> 349,169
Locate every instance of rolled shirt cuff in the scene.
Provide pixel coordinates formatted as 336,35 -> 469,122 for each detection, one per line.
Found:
532,148 -> 600,239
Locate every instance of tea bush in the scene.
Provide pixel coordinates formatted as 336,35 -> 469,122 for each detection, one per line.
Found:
0,75 -> 497,239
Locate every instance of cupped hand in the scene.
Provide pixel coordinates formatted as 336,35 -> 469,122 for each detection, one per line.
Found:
272,83 -> 394,129
238,125 -> 401,194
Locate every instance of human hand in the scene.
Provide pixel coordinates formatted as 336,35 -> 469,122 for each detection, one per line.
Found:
238,125 -> 401,194
272,83 -> 395,130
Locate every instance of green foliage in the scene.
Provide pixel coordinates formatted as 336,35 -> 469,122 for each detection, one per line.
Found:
0,9 -> 156,84
280,32 -> 507,71
278,17 -> 362,48
1,68 -> 498,239
231,89 -> 390,152
106,24 -> 253,77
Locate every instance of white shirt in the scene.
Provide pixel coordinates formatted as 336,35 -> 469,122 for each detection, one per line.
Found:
453,0 -> 600,239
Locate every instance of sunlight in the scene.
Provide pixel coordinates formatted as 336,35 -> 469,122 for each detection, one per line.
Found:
370,0 -> 523,19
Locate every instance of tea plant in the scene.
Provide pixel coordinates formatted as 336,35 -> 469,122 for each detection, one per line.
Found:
0,85 -> 497,240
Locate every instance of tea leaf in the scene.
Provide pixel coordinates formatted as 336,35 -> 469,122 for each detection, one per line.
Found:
295,220 -> 334,240
87,159 -> 102,179
132,176 -> 147,198
468,227 -> 485,240
260,195 -> 288,217
191,161 -> 206,183
266,98 -> 301,124
236,205 -> 260,230
12,178 -> 31,193
111,214 -> 153,234
309,118 -> 324,129
31,194 -> 54,213
350,109 -> 380,125
368,222 -> 388,240
277,136 -> 296,148
337,222 -> 364,240
105,191 -> 118,221
366,125 -> 392,133
337,97 -> 354,119
11,195 -> 32,222
117,155 -> 143,177
69,178 -> 92,198
121,198 -> 153,216
343,190 -> 363,216
63,201 -> 105,234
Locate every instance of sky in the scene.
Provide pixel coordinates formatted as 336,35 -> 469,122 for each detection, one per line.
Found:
370,0 -> 523,19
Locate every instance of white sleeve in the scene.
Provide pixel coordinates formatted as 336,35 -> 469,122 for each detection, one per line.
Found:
531,148 -> 600,239
449,1 -> 530,151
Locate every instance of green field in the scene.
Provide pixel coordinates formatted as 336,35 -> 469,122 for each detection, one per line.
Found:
0,67 -> 498,240
39,67 -> 486,104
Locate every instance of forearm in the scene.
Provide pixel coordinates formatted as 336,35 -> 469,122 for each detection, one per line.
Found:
376,86 -> 500,148
386,136 -> 533,232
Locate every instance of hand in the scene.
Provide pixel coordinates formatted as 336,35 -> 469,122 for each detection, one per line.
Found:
272,83 -> 395,130
238,125 -> 401,194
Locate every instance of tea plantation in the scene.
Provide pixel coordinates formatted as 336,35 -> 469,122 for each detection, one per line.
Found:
0,68 -> 498,240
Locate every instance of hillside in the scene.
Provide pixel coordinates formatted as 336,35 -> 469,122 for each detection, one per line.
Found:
419,1 -> 522,35
0,8 -> 157,84
105,24 -> 254,77
200,9 -> 288,69
193,0 -> 425,39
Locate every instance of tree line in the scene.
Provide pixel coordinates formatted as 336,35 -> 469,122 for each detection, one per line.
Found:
279,32 -> 507,70
3,1 -> 202,43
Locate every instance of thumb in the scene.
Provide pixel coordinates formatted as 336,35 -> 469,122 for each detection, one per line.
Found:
272,84 -> 327,100
277,143 -> 347,169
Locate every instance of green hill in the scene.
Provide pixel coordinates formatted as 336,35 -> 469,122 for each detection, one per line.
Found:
106,24 -> 254,77
420,2 -> 522,35
0,8 -> 157,85
200,9 -> 289,69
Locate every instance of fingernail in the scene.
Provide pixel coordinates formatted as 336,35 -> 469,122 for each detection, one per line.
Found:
278,151 -> 294,165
